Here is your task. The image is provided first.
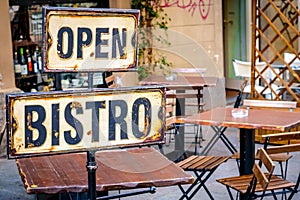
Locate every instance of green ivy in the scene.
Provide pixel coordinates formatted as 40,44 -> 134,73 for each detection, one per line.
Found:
132,0 -> 173,80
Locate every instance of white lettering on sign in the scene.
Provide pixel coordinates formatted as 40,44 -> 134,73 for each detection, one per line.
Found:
7,87 -> 166,158
43,7 -> 139,72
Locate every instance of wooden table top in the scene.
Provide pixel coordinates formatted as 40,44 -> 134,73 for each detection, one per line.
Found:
16,147 -> 194,194
140,75 -> 218,90
178,107 -> 300,131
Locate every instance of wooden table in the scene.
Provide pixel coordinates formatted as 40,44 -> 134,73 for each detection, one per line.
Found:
140,75 -> 218,160
16,147 -> 194,196
179,107 -> 300,175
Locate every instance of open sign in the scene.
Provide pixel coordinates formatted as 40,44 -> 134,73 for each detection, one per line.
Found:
42,7 -> 139,72
6,86 -> 166,158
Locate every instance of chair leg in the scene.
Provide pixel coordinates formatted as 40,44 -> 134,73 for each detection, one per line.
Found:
188,171 -> 215,200
194,124 -> 203,154
179,170 -> 215,200
225,186 -> 235,200
178,184 -> 189,200
271,190 -> 279,200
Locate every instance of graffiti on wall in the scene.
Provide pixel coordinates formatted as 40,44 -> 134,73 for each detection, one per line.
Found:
159,0 -> 212,19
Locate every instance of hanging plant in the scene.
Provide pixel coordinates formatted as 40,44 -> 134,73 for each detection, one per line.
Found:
132,0 -> 173,80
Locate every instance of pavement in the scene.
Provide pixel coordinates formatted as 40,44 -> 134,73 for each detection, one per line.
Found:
0,92 -> 299,199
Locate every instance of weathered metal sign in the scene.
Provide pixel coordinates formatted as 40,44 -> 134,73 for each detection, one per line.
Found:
42,6 -> 139,72
6,86 -> 166,158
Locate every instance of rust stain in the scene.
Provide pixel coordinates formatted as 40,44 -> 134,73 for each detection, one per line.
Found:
26,113 -> 34,131
121,48 -> 127,59
144,131 -> 162,142
73,64 -> 78,70
70,102 -> 82,109
87,130 -> 92,135
27,143 -> 34,148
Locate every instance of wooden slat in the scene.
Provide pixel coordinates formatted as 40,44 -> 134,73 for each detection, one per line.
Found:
266,143 -> 300,154
218,174 -> 296,194
261,131 -> 300,143
177,156 -> 229,171
252,163 -> 269,190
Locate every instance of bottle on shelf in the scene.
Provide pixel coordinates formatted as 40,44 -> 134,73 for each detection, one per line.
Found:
33,46 -> 40,73
26,48 -> 33,74
14,51 -> 21,78
20,47 -> 28,77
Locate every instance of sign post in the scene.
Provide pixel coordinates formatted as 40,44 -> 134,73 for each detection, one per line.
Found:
6,7 -> 167,200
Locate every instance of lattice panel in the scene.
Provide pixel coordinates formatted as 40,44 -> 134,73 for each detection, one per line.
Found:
252,0 -> 300,103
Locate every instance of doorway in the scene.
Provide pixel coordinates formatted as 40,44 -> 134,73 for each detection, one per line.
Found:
223,0 -> 248,89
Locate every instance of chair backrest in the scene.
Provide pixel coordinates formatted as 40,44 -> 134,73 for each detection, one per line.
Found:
250,148 -> 275,192
266,143 -> 300,155
233,79 -> 247,108
261,131 -> 300,146
232,59 -> 267,79
243,99 -> 297,112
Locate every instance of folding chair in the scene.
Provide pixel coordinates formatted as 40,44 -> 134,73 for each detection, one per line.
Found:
218,148 -> 275,199
177,155 -> 230,199
266,143 -> 300,199
261,131 -> 300,179
218,148 -> 298,200
232,59 -> 280,99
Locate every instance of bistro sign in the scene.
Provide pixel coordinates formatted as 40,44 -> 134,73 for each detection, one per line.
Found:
42,7 -> 139,72
6,87 -> 166,158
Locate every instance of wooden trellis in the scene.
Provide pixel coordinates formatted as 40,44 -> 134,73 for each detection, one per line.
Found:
251,0 -> 300,104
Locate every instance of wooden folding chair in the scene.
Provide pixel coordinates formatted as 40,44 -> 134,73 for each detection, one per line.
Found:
218,148 -> 275,199
261,131 -> 300,179
218,147 -> 298,200
265,143 -> 300,199
177,155 -> 230,199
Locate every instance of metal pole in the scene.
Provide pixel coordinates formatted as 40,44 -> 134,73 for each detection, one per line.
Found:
88,72 -> 93,90
87,151 -> 98,200
86,72 -> 97,200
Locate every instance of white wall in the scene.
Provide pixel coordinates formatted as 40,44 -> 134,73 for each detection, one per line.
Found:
159,0 -> 224,77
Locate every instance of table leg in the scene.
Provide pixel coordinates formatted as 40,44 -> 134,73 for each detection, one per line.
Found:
175,92 -> 186,159
239,128 -> 255,175
165,90 -> 186,162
